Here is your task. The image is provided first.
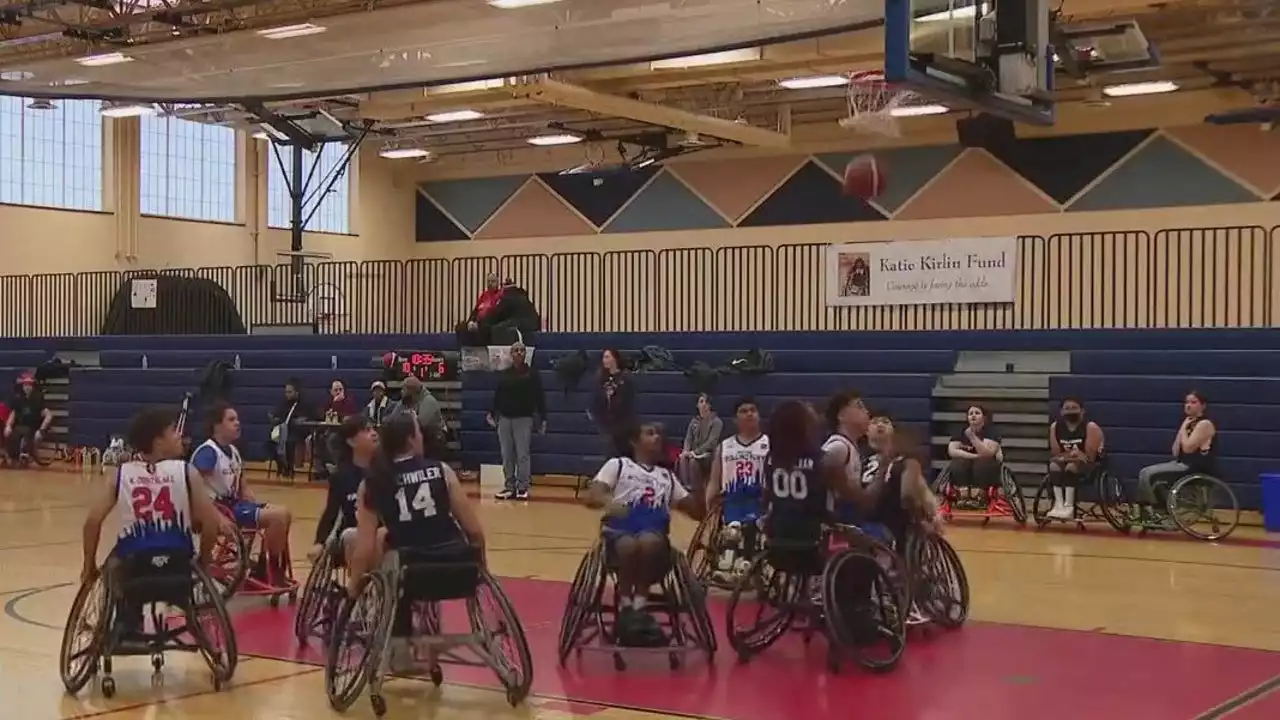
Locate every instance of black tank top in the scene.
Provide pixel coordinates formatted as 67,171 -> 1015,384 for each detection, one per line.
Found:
868,455 -> 912,545
1176,417 -> 1217,473
1053,419 -> 1087,453
765,450 -> 829,544
369,455 -> 460,549
331,462 -> 364,530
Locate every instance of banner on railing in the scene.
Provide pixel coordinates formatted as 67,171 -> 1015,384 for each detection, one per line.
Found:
824,237 -> 1019,307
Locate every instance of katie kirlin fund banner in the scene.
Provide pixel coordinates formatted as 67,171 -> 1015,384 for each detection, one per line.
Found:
825,237 -> 1019,307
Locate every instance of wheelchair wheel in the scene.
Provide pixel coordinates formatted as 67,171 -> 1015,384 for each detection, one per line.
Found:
209,527 -> 249,600
1167,474 -> 1239,541
822,548 -> 905,673
1031,475 -> 1055,527
725,552 -> 798,662
670,549 -> 718,656
295,544 -> 337,644
909,534 -> 969,629
188,564 -> 239,686
326,572 -> 394,712
557,542 -> 605,666
930,467 -> 950,494
685,498 -> 723,583
1000,466 -> 1027,524
467,569 -> 534,706
1097,470 -> 1134,534
59,573 -> 110,694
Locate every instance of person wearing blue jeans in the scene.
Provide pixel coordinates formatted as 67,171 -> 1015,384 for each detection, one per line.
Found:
488,343 -> 546,500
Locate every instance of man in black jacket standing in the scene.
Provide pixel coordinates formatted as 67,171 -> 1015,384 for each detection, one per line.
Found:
487,342 -> 546,500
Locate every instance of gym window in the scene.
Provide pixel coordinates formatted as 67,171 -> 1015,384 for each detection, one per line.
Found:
266,142 -> 353,235
140,114 -> 238,223
0,97 -> 103,212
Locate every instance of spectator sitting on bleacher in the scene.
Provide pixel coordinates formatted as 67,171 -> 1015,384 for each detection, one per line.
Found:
485,279 -> 542,346
946,404 -> 1003,493
266,379 -> 314,479
4,373 -> 51,462
589,349 -> 636,456
1046,397 -> 1105,520
364,381 -> 391,425
313,380 -> 358,481
678,393 -> 722,493
1135,390 -> 1217,516
390,376 -> 444,435
455,273 -> 505,347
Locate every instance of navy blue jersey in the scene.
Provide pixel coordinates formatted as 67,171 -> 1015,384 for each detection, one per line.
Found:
764,451 -> 829,544
368,455 -> 461,549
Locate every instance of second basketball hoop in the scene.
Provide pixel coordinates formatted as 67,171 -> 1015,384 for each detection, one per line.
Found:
839,70 -> 919,138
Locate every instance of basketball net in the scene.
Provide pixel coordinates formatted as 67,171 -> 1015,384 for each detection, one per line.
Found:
840,70 -> 919,138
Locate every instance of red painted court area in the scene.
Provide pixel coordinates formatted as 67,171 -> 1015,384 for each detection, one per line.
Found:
232,576 -> 1280,720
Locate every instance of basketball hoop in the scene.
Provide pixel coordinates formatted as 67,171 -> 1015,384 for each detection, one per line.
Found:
839,71 -> 919,138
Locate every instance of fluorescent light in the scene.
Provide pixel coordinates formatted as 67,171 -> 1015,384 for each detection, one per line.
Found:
430,78 -> 506,94
917,2 -> 987,22
252,131 -> 269,140
424,109 -> 484,123
889,104 -> 950,117
651,48 -> 761,70
527,133 -> 584,147
379,147 -> 432,159
257,23 -> 327,40
487,0 -> 564,8
1102,80 -> 1179,97
778,74 -> 850,90
76,52 -> 132,67
100,103 -> 155,118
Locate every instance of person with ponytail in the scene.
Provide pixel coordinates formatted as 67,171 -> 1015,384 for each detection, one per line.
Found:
346,414 -> 487,672
308,416 -> 379,568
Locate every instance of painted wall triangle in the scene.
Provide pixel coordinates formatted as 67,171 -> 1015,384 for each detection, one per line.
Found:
739,160 -> 886,227
538,167 -> 659,227
414,191 -> 469,242
987,130 -> 1153,204
604,171 -> 729,233
815,145 -> 962,214
1069,136 -> 1259,212
420,176 -> 526,233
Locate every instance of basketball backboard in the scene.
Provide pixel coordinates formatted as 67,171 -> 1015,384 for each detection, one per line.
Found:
885,0 -> 1056,125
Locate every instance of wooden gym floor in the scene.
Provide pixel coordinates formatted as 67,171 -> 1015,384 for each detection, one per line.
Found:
3,468 -> 1280,720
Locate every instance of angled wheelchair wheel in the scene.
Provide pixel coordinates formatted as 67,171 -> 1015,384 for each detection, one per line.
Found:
1167,474 -> 1240,541
59,573 -> 111,695
1096,470 -> 1134,534
1000,466 -> 1027,524
468,569 -> 534,706
295,544 -> 337,644
558,542 -> 605,666
188,564 -> 239,687
822,548 -> 905,673
685,498 -> 723,584
930,467 -> 951,495
671,549 -> 718,656
209,527 -> 249,600
325,573 -> 394,713
909,534 -> 969,629
1031,475 -> 1055,527
725,552 -> 798,662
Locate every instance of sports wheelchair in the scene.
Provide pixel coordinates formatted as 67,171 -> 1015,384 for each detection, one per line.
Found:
559,534 -> 717,671
1102,471 -> 1240,542
325,544 -> 533,716
1031,459 -> 1129,532
208,502 -> 299,605
59,550 -> 238,698
686,497 -> 766,590
295,533 -> 350,644
933,463 -> 1027,526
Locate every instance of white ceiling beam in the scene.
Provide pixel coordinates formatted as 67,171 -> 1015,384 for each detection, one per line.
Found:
509,77 -> 791,148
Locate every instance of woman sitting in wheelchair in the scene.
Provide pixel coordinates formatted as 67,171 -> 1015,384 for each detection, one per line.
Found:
704,398 -> 769,581
1046,397 -> 1105,520
346,414 -> 486,673
945,405 -> 1003,502
308,415 -> 379,568
79,407 -> 237,640
585,422 -> 702,646
1135,390 -> 1217,517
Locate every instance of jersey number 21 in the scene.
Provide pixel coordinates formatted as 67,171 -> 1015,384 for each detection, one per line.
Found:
772,468 -> 808,500
395,484 -> 438,521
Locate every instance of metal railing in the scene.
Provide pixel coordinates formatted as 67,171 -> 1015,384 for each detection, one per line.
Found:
0,224 -> 1275,338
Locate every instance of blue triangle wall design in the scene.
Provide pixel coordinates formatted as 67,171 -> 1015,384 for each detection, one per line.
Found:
815,145 -> 962,214
1070,136 -> 1258,212
604,171 -> 728,233
420,176 -> 527,234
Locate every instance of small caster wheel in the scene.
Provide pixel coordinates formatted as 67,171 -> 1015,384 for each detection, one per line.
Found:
429,666 -> 443,686
668,652 -> 681,670
212,676 -> 222,691
981,517 -> 991,527
269,594 -> 281,608
506,687 -> 522,707
151,655 -> 164,671
612,653 -> 626,672
371,693 -> 387,717
735,649 -> 750,664
288,591 -> 297,604
1076,522 -> 1086,531
101,677 -> 116,698
151,671 -> 164,688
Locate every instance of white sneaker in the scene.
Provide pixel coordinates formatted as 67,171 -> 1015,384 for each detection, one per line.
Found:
1058,504 -> 1075,520
1046,505 -> 1067,520
494,489 -> 514,500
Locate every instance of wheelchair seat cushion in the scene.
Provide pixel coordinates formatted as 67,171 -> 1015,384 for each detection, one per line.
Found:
397,542 -> 481,602
110,550 -> 195,606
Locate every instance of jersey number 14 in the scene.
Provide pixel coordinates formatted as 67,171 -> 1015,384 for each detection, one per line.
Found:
772,468 -> 809,500
395,484 -> 439,522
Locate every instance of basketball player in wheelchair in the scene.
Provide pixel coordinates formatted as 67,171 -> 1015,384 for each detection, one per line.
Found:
933,405 -> 1027,525
325,414 -> 532,716
60,407 -> 240,698
558,422 -> 716,671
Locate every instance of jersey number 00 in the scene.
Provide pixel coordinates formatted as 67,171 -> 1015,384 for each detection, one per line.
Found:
771,468 -> 809,500
395,484 -> 439,522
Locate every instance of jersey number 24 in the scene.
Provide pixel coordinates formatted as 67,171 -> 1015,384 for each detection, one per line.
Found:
132,485 -> 177,522
772,468 -> 809,500
395,484 -> 439,522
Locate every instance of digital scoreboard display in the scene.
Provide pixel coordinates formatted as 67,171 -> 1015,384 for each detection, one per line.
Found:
381,351 -> 458,382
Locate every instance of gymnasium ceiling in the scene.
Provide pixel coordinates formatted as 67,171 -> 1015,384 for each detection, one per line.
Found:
0,0 -> 1277,168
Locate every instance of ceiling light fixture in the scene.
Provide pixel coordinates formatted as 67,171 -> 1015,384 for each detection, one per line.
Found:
379,147 -> 433,159
100,103 -> 156,118
778,74 -> 850,90
1101,80 -> 1179,97
258,23 -> 327,40
526,133 -> 584,146
916,2 -> 987,23
487,0 -> 565,8
651,48 -> 761,70
429,78 -> 506,94
889,104 -> 950,117
424,109 -> 485,123
76,52 -> 132,67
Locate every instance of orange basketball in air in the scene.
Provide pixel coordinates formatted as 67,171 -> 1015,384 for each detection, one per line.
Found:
842,154 -> 886,199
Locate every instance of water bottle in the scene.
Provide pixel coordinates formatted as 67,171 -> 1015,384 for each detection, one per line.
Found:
331,355 -> 338,370
141,354 -> 148,369
234,354 -> 242,370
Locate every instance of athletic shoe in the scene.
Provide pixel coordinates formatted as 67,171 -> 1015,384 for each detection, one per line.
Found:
515,490 -> 530,500
494,489 -> 514,500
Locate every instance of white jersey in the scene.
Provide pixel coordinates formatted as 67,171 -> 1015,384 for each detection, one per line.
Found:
113,459 -> 195,557
823,433 -> 876,487
193,439 -> 243,501
593,457 -> 689,510
719,434 -> 770,496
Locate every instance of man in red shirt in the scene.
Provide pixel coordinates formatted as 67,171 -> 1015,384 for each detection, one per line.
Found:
456,273 -> 505,347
